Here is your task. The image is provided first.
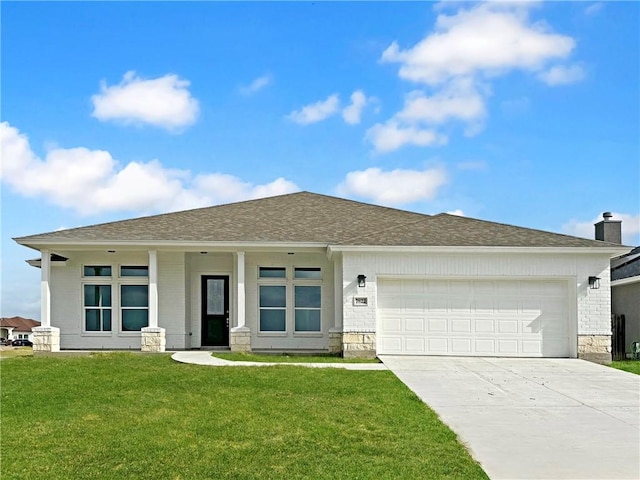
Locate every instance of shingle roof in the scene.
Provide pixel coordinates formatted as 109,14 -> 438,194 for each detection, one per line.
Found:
14,192 -> 622,249
0,317 -> 41,332
612,246 -> 640,280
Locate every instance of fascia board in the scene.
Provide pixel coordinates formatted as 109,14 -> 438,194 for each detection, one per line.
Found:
14,239 -> 329,252
611,276 -> 640,287
328,245 -> 632,257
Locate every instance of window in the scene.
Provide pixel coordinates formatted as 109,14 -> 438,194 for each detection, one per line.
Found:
84,265 -> 112,277
120,266 -> 149,277
84,284 -> 112,331
259,285 -> 286,332
259,267 -> 286,278
121,285 -> 149,331
294,267 -> 322,279
294,286 -> 321,332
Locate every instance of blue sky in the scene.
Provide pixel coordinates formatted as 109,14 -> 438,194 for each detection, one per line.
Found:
1,1 -> 639,320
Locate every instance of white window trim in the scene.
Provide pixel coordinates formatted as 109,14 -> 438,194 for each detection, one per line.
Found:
256,266 -> 323,336
81,264 -> 150,336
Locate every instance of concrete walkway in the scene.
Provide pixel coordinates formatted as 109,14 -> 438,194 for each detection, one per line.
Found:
379,356 -> 640,480
171,351 -> 388,370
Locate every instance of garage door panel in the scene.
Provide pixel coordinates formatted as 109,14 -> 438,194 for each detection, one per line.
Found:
377,279 -> 570,357
405,317 -> 425,333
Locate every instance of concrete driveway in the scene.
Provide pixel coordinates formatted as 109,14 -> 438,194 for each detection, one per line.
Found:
380,356 -> 640,480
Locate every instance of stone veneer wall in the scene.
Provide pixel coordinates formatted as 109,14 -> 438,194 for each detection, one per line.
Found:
32,326 -> 60,354
230,327 -> 251,352
342,332 -> 376,359
141,327 -> 166,353
578,334 -> 612,364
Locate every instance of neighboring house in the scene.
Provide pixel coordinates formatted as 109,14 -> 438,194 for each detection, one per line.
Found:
0,316 -> 41,342
593,213 -> 640,357
14,192 -> 629,362
611,246 -> 640,356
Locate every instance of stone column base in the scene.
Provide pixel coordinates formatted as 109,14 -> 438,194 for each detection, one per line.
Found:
328,327 -> 342,355
230,326 -> 251,353
141,327 -> 166,353
32,326 -> 60,353
578,334 -> 612,364
342,332 -> 376,359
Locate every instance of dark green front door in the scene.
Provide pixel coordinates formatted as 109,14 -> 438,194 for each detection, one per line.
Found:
201,275 -> 229,347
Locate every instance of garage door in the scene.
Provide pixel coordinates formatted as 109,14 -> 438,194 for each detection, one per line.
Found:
377,278 -> 570,357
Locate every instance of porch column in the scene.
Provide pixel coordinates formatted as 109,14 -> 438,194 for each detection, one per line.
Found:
141,249 -> 165,352
236,251 -> 246,328
41,249 -> 51,327
148,250 -> 158,328
230,251 -> 251,352
33,249 -> 60,353
328,253 -> 343,354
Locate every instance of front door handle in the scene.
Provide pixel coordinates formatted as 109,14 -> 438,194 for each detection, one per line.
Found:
226,318 -> 229,328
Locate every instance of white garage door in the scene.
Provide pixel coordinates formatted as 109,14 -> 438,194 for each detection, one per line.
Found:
377,278 -> 571,357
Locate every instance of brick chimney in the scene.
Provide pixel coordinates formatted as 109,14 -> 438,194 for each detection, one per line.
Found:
594,212 -> 622,244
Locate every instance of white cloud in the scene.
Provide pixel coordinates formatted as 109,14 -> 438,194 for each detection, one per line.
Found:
239,74 -> 273,95
396,78 -> 486,126
538,64 -> 585,86
370,2 -> 582,154
381,3 -> 576,85
0,122 -> 299,215
91,71 -> 199,132
287,94 -> 340,125
342,90 -> 369,125
446,209 -> 465,216
585,2 -> 603,16
366,121 -> 447,154
562,213 -> 640,245
338,166 -> 448,205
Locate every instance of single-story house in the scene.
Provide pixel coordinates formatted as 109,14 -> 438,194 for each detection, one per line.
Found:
0,316 -> 41,342
14,192 -> 629,362
611,246 -> 640,356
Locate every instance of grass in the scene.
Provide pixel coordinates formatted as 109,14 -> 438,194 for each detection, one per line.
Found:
610,360 -> 640,375
0,347 -> 33,359
212,352 -> 380,363
1,353 -> 487,480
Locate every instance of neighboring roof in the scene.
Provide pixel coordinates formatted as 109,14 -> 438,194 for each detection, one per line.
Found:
0,316 -> 41,332
612,246 -> 640,281
14,192 -> 625,249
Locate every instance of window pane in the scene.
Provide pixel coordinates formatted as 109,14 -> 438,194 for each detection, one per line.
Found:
295,286 -> 321,308
103,310 -> 112,331
86,309 -> 101,331
122,310 -> 148,331
84,266 -> 112,277
260,309 -> 286,331
84,285 -> 111,307
295,310 -> 321,332
260,286 -> 286,307
259,267 -> 286,278
121,285 -> 148,307
294,267 -> 322,279
120,266 -> 149,277
206,279 -> 225,315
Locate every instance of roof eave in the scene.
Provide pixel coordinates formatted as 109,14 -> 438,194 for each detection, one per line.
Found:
328,245 -> 632,257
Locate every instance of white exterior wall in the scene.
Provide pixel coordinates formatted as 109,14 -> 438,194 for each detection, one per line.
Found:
341,251 -> 613,338
245,252 -> 334,350
158,252 -> 187,349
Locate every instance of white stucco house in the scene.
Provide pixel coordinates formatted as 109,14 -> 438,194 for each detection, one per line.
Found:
14,192 -> 629,362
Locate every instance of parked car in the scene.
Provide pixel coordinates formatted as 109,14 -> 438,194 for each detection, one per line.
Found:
12,339 -> 33,347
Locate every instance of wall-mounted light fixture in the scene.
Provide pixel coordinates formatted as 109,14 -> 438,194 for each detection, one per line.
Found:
588,276 -> 601,289
357,274 -> 367,287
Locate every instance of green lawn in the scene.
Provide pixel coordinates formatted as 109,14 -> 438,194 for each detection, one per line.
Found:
610,360 -> 640,375
2,353 -> 487,480
0,347 -> 33,359
212,352 -> 380,363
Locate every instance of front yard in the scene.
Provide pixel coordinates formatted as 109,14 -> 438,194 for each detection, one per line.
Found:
1,353 -> 487,479
610,360 -> 640,375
